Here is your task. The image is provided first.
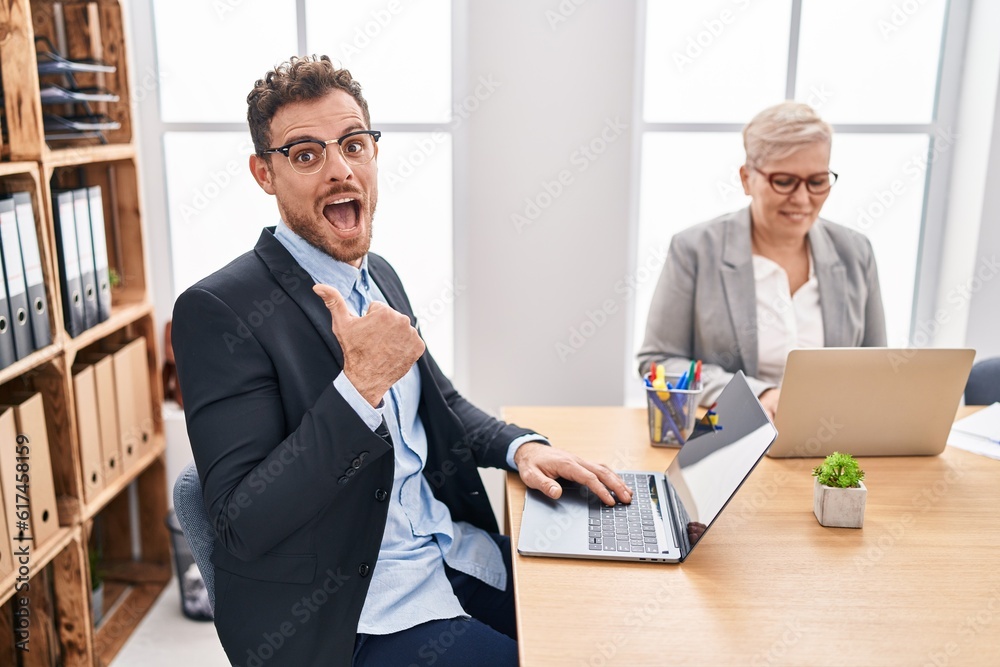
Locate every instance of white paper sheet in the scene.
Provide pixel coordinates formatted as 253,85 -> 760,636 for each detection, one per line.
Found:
947,402 -> 1000,460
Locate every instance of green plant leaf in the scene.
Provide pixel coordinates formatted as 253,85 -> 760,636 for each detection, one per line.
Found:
812,451 -> 865,488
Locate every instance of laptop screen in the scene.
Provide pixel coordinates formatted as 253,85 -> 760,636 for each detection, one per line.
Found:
664,372 -> 777,559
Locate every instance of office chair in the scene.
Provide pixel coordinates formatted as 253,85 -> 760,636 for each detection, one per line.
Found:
172,461 -> 217,610
965,357 -> 1000,405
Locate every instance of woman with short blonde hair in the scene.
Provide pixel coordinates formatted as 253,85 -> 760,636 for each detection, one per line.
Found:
743,101 -> 832,168
638,101 -> 885,419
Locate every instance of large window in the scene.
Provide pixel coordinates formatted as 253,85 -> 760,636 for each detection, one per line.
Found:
147,0 -> 457,374
633,0 -> 957,391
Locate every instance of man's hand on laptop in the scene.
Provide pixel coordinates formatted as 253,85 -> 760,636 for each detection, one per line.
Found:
758,387 -> 780,421
514,442 -> 632,506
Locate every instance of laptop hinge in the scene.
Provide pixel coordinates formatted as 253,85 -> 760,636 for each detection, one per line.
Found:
663,473 -> 690,557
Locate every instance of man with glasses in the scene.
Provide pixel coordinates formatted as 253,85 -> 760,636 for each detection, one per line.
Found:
637,101 -> 887,419
172,55 -> 630,667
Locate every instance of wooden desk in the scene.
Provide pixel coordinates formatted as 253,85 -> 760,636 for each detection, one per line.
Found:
503,406 -> 1000,667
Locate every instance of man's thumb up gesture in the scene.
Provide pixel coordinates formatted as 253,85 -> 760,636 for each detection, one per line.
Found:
313,284 -> 425,407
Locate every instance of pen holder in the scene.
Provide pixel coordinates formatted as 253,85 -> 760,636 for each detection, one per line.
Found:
644,373 -> 702,447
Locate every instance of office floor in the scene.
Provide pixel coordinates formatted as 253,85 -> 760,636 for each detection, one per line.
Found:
109,578 -> 227,666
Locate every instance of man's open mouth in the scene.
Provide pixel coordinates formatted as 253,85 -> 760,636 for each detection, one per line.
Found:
323,197 -> 362,231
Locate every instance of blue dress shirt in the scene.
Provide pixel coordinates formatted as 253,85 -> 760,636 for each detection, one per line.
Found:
273,221 -> 544,635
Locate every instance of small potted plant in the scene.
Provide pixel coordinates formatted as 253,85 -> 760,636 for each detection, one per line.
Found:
812,452 -> 866,528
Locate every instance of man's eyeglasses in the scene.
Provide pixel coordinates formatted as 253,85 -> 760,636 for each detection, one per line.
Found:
753,167 -> 838,195
261,130 -> 381,175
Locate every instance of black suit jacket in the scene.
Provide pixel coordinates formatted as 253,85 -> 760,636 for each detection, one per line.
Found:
172,229 -> 534,666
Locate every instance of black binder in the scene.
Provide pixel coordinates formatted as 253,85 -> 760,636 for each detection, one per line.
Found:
86,187 -> 112,322
12,193 -> 52,350
0,287 -> 15,369
72,189 -> 99,329
0,197 -> 33,359
53,190 -> 86,337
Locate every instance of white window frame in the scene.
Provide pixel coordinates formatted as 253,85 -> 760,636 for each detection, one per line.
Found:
624,0 -> 970,397
623,0 -> 971,404
131,0 -> 464,377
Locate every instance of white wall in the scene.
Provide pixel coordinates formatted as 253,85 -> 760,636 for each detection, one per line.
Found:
456,0 -> 639,414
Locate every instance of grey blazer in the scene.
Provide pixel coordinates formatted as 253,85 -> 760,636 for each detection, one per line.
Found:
637,207 -> 887,404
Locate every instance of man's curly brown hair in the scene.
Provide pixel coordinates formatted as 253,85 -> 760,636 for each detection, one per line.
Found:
247,55 -> 371,157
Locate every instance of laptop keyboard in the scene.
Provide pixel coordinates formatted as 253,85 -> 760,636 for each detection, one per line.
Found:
587,473 -> 661,553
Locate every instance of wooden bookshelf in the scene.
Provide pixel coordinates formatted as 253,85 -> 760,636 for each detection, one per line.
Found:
89,456 -> 170,665
0,526 -> 94,666
81,433 -> 164,523
42,144 -> 136,170
0,162 -> 60,385
0,2 -> 168,664
0,526 -> 75,607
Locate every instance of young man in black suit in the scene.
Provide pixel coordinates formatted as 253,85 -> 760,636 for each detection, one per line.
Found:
172,55 -> 630,667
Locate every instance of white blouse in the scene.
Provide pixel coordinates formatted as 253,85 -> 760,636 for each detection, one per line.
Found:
752,252 -> 825,385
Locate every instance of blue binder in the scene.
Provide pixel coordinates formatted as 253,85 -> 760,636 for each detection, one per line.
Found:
0,197 -> 34,359
0,283 -> 15,369
73,188 -> 99,330
53,190 -> 86,337
12,193 -> 52,350
87,186 -> 112,322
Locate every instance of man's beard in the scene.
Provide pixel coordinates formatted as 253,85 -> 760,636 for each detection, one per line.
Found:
280,192 -> 376,265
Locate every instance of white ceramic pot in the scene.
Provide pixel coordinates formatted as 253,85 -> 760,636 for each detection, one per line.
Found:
813,478 -> 867,528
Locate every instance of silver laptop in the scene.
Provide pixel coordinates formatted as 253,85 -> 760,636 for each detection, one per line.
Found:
518,372 -> 776,563
767,348 -> 975,458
